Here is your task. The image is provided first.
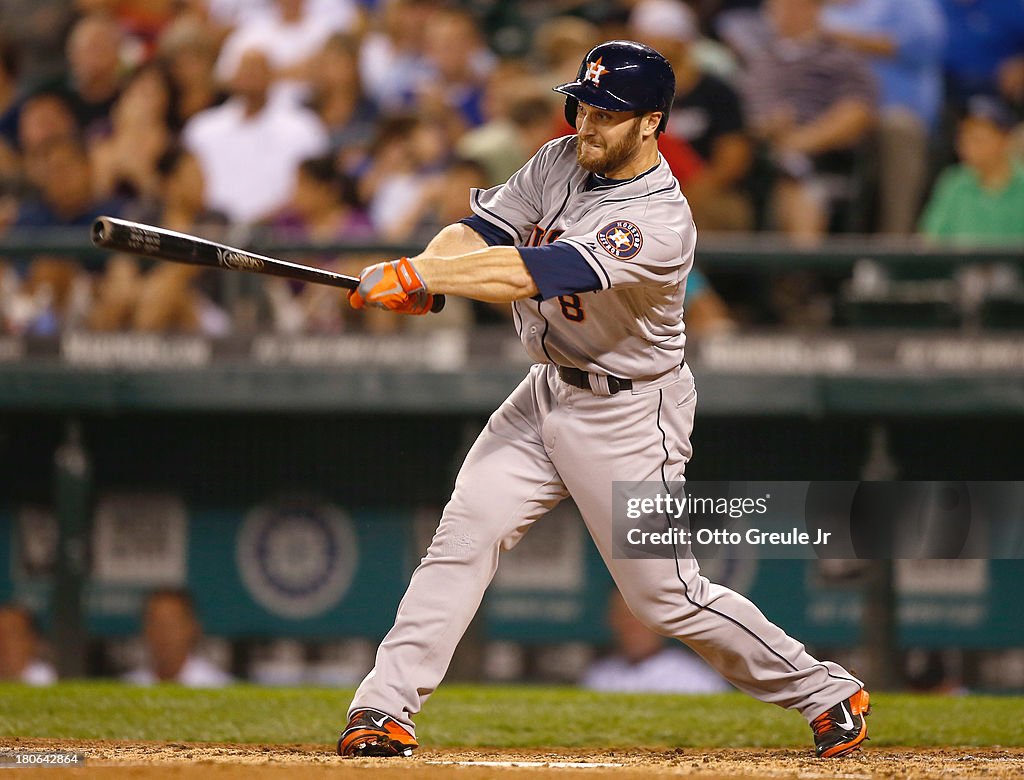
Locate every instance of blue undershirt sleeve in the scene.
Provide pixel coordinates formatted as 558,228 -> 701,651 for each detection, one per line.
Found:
459,215 -> 516,246
517,242 -> 602,300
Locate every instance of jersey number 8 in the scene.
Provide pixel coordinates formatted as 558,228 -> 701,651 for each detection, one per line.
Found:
558,294 -> 585,322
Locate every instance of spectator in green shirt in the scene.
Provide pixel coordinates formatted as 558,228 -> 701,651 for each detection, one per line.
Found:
920,96 -> 1024,244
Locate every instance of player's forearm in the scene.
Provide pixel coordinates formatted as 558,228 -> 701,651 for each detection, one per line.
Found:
414,247 -> 538,302
420,223 -> 489,258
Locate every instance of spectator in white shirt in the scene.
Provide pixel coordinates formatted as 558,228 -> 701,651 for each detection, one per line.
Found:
0,603 -> 57,686
581,589 -> 731,694
123,589 -> 233,688
215,0 -> 359,103
184,48 -> 329,224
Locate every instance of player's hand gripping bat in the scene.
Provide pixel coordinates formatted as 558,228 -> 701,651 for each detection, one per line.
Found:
90,216 -> 446,313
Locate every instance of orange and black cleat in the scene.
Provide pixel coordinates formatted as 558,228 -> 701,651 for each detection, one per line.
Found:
811,688 -> 870,758
337,708 -> 418,757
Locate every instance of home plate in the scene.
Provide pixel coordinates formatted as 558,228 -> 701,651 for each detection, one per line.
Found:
425,760 -> 624,769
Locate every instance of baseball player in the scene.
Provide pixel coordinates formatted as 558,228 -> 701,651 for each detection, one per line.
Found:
337,41 -> 870,760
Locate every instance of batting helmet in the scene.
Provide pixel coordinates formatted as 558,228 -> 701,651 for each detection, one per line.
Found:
553,40 -> 675,135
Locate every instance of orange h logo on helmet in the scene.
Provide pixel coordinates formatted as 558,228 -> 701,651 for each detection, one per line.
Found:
583,57 -> 609,86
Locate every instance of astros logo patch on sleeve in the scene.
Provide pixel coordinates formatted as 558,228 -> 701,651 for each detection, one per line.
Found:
597,220 -> 643,260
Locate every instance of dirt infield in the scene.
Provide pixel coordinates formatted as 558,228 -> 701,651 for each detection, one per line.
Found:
3,738 -> 1023,779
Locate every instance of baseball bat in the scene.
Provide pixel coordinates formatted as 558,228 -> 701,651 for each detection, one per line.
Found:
90,216 -> 445,313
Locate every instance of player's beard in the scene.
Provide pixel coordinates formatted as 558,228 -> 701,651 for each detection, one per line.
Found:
576,118 -> 643,176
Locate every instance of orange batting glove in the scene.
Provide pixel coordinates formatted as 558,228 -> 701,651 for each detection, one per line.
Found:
348,258 -> 434,315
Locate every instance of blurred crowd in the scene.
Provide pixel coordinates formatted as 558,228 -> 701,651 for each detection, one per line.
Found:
1,0 -> 1023,336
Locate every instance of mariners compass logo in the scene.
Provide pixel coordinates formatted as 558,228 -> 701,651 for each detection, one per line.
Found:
237,497 -> 357,618
583,57 -> 609,86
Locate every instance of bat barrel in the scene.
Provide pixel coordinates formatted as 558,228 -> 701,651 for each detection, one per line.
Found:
91,218 -> 110,245
91,216 -> 187,262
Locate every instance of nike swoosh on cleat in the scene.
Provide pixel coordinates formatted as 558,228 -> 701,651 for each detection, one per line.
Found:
371,715 -> 388,728
836,703 -> 854,730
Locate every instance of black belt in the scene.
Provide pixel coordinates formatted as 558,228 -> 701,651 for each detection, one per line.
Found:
557,365 -> 632,395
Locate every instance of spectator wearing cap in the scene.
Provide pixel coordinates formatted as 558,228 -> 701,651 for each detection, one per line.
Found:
740,0 -> 877,240
920,96 -> 1024,244
630,0 -> 754,232
0,603 -> 56,685
822,0 -> 946,235
183,48 -> 329,225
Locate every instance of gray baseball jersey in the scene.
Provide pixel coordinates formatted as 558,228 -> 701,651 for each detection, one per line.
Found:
470,135 -> 694,378
348,135 -> 862,739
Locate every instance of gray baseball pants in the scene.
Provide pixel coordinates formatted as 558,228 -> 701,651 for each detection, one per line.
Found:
350,363 -> 862,731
